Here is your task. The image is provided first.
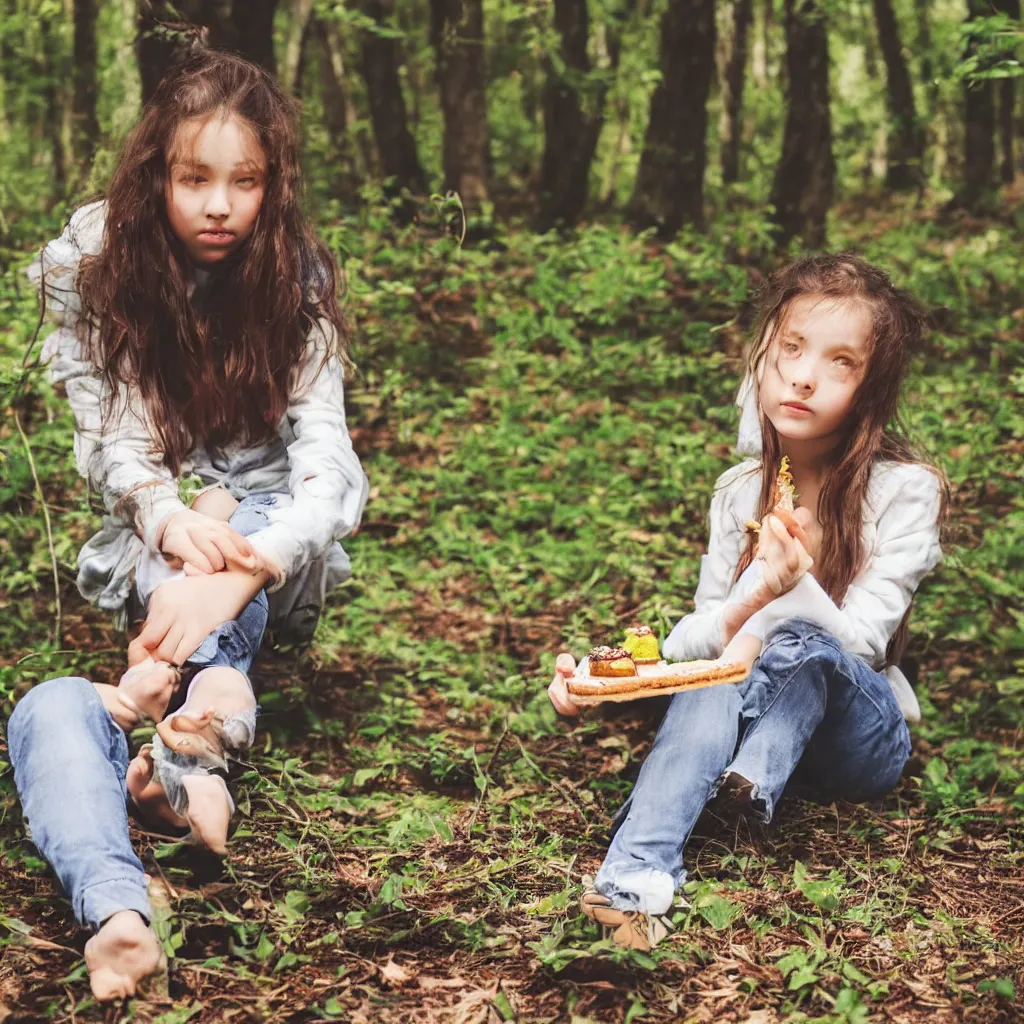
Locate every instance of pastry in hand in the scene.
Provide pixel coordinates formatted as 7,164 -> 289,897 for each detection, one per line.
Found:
587,646 -> 637,678
747,455 -> 799,534
771,455 -> 797,512
622,626 -> 660,665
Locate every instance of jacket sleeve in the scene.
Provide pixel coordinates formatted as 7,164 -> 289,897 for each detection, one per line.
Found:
829,464 -> 943,665
28,202 -> 186,550
662,463 -> 757,661
245,321 -> 370,590
739,465 -> 943,667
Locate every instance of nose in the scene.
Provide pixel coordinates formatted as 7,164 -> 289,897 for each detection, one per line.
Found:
205,182 -> 231,220
788,353 -> 816,393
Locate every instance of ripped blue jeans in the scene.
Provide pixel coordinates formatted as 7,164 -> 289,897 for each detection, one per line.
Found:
594,619 -> 912,911
6,495 -> 271,931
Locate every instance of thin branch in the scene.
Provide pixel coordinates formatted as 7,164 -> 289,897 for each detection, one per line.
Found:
13,409 -> 62,645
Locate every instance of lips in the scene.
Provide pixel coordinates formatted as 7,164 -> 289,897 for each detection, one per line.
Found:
197,230 -> 236,245
782,401 -> 812,413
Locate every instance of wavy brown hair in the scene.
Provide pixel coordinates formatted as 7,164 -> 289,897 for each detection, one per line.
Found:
734,253 -> 946,664
77,49 -> 347,475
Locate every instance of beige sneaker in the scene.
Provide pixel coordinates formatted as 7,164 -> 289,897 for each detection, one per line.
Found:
580,875 -> 675,951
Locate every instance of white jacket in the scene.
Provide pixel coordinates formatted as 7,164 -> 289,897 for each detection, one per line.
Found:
29,201 -> 369,614
662,455 -> 943,723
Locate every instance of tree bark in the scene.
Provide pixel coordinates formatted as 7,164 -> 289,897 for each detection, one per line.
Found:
956,0 -> 996,207
430,0 -> 489,212
871,0 -> 922,190
231,0 -> 278,75
72,0 -> 100,167
628,0 -> 716,236
995,0 -> 1019,184
358,0 -> 427,196
39,13 -> 67,200
137,0 -> 276,104
998,78 -> 1016,184
537,0 -> 628,230
719,0 -> 752,185
315,17 -> 366,193
283,0 -> 316,95
769,0 -> 833,248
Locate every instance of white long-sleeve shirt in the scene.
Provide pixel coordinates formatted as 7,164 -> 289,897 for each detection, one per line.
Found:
29,201 -> 369,612
662,458 -> 943,722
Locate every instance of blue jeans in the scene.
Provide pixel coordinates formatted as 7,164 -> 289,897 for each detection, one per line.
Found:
6,496 -> 271,931
594,619 -> 912,909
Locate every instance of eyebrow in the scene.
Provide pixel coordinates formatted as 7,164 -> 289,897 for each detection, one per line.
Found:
172,160 -> 264,173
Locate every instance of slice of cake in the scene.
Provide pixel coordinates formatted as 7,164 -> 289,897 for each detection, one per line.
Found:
622,625 -> 660,665
587,646 -> 637,678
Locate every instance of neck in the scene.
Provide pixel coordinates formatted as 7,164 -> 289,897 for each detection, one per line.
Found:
779,434 -> 840,487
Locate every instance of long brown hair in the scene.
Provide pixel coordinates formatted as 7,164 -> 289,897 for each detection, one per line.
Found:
734,253 -> 946,663
77,50 -> 347,475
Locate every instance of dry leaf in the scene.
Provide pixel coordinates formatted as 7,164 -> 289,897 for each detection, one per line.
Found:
379,958 -> 413,987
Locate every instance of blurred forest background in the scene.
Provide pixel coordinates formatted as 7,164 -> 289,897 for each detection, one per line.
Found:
0,0 -> 1023,244
0,2 -> 1023,1022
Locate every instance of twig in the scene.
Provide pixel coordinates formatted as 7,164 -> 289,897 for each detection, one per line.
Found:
21,251 -> 48,371
468,719 -> 509,830
13,409 -> 62,644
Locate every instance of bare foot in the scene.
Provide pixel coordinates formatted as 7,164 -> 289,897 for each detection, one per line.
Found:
118,658 -> 180,721
83,910 -> 164,1002
182,774 -> 232,855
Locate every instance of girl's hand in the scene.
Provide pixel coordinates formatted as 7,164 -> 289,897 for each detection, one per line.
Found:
128,567 -> 270,666
160,508 -> 257,575
548,653 -> 583,717
721,507 -> 817,644
757,514 -> 814,596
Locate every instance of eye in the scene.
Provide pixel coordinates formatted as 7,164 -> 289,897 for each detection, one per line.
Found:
237,176 -> 257,186
834,355 -> 852,368
781,340 -> 799,354
181,173 -> 206,185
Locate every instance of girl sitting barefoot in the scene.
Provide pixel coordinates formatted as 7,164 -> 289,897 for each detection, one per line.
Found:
548,254 -> 945,950
10,49 -> 367,1001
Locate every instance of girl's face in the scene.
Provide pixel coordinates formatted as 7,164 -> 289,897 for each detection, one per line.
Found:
759,294 -> 872,450
165,113 -> 266,266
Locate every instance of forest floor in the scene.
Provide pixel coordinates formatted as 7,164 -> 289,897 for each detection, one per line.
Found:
0,195 -> 1022,1023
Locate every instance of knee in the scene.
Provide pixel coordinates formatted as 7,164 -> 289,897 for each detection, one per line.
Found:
8,677 -> 97,750
228,494 -> 275,538
759,620 -> 840,678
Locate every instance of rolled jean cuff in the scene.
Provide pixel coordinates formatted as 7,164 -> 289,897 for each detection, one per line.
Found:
79,876 -> 151,933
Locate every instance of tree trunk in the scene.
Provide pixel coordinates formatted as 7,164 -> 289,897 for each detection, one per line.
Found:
430,0 -> 489,212
283,0 -> 315,95
358,0 -> 427,196
231,0 -> 278,75
998,78 -> 1015,183
995,0 -> 1019,184
719,0 -> 752,185
40,13 -> 67,200
956,0 -> 996,207
769,0 -> 833,247
871,0 -> 922,190
72,0 -> 100,168
628,0 -> 716,236
537,0 -> 628,230
315,17 -> 366,193
137,0 -> 276,103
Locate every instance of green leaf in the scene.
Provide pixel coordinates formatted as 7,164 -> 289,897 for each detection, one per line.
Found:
695,893 -> 743,930
624,998 -> 647,1023
793,860 -> 842,912
788,965 -> 820,990
978,977 -> 1016,1000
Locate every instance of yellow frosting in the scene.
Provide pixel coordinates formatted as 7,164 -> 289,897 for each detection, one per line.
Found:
623,628 -> 659,662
